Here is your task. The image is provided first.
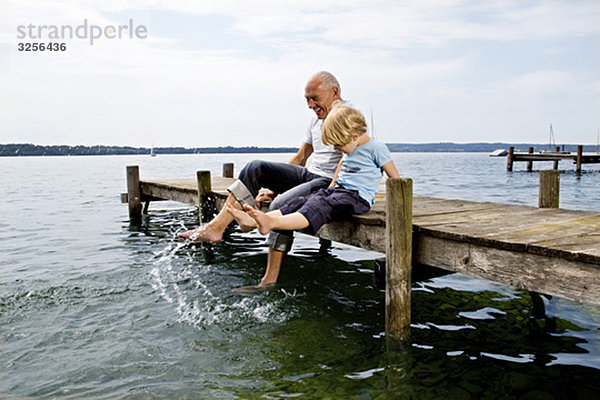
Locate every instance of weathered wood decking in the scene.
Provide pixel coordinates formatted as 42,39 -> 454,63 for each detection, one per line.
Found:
123,167 -> 600,308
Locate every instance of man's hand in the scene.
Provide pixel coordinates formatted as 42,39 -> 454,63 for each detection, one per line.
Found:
255,190 -> 275,208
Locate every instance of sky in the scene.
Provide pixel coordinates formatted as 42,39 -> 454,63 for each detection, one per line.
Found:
1,0 -> 599,147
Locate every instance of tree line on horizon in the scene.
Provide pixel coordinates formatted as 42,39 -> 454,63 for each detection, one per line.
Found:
0,143 -> 596,157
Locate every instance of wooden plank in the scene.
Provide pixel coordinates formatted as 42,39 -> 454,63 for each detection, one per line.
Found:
412,197 -> 504,218
511,153 -> 600,163
414,234 -> 600,306
413,204 -> 596,236
414,208 -> 600,263
139,177 -> 233,204
317,220 -> 385,252
140,181 -> 198,205
512,154 -> 577,161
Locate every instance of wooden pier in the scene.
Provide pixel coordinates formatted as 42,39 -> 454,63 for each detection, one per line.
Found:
123,165 -> 600,340
507,145 -> 600,173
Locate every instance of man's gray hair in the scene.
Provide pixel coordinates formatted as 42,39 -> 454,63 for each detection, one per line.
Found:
311,71 -> 341,94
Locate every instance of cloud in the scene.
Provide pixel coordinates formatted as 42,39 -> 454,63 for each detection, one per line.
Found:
1,0 -> 599,146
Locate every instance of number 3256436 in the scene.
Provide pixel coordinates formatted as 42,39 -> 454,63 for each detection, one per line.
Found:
18,43 -> 66,51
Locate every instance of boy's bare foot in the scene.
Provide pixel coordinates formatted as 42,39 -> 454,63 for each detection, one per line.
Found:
243,204 -> 275,235
177,224 -> 223,243
225,204 -> 257,232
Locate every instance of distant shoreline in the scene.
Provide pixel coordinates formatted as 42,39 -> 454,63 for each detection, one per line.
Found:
1,143 -> 598,157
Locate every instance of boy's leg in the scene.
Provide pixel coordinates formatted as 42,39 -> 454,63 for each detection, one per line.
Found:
244,205 -> 308,235
225,203 -> 257,232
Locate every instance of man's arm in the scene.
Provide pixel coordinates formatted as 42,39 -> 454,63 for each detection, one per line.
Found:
289,142 -> 313,166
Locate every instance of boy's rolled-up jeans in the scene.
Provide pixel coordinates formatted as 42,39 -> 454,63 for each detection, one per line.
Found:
228,160 -> 331,252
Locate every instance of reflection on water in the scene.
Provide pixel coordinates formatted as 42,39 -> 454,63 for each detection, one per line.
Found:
1,154 -> 599,399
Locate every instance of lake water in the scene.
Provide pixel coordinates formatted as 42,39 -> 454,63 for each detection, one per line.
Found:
1,153 -> 599,399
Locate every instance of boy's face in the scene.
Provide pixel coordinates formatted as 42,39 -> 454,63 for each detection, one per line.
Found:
333,136 -> 359,155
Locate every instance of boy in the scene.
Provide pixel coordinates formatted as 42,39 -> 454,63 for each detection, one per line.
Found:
226,104 -> 399,237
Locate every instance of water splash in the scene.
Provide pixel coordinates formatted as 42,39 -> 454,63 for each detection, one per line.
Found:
149,239 -> 296,329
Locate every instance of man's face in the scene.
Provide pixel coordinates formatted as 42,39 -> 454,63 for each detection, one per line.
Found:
304,79 -> 338,120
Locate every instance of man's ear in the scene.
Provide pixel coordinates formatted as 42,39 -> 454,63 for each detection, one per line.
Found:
331,86 -> 339,97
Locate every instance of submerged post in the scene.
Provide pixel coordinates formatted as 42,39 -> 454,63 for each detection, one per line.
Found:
527,147 -> 534,172
576,145 -> 583,175
196,170 -> 212,223
385,178 -> 413,342
539,170 -> 560,208
553,146 -> 560,170
222,163 -> 234,178
507,147 -> 514,172
126,165 -> 142,222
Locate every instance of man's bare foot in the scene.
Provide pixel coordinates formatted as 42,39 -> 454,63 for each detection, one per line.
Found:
225,204 -> 257,232
243,204 -> 275,235
177,224 -> 223,243
232,283 -> 276,294
177,228 -> 196,240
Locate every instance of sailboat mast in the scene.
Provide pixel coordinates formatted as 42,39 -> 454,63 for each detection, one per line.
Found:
549,123 -> 556,151
369,107 -> 376,139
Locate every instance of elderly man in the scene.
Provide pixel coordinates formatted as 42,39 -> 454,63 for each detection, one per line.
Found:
179,71 -> 344,287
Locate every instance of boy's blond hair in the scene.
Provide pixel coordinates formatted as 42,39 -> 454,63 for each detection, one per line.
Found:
322,103 -> 367,146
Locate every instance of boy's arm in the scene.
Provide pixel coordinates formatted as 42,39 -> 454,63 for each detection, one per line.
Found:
328,159 -> 344,187
382,161 -> 401,214
382,160 -> 400,179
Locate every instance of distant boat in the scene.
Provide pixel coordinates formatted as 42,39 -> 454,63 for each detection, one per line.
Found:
150,146 -> 156,157
540,124 -> 570,154
489,149 -> 508,157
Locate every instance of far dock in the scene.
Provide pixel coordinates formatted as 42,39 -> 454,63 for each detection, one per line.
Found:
507,145 -> 600,173
122,164 -> 600,340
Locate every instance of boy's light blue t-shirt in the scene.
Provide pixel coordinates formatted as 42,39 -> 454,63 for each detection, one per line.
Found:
335,140 -> 393,205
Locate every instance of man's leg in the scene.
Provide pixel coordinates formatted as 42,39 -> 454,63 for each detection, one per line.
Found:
257,177 -> 331,286
260,247 -> 285,285
179,160 -> 322,243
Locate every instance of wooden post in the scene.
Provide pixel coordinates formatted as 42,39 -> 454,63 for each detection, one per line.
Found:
527,147 -> 534,172
539,170 -> 560,208
576,145 -> 583,175
507,147 -> 514,171
553,146 -> 560,170
385,178 -> 413,342
222,163 -> 234,178
126,165 -> 142,223
197,170 -> 212,223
